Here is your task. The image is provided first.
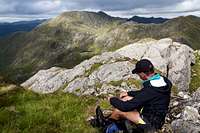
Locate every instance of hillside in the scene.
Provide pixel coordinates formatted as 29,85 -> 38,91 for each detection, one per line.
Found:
0,20 -> 45,37
0,11 -> 200,83
0,11 -> 125,83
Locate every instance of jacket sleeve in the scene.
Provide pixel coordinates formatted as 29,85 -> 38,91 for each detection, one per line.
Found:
127,90 -> 141,97
110,88 -> 156,112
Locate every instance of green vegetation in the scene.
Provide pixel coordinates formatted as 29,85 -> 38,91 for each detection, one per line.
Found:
109,80 -> 124,87
95,82 -> 103,90
0,88 -> 101,133
171,86 -> 178,95
126,79 -> 141,89
108,79 -> 141,89
85,63 -> 103,76
189,52 -> 200,93
100,100 -> 111,109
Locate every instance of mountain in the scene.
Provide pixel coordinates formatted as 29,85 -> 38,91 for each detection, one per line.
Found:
0,11 -> 126,82
0,19 -> 46,37
128,16 -> 169,24
0,11 -> 200,83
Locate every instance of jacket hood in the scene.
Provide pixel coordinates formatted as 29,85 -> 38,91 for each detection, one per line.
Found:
143,75 -> 172,93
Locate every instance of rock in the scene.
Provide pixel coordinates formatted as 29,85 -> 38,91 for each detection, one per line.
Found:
171,119 -> 200,133
97,84 -> 123,96
182,106 -> 199,121
63,61 -> 136,96
21,67 -> 70,93
192,87 -> 200,102
172,101 -> 179,107
21,38 -> 195,94
178,91 -> 191,100
168,43 -> 195,92
169,90 -> 200,133
63,77 -> 89,95
116,38 -> 195,91
22,52 -> 135,94
89,61 -> 134,84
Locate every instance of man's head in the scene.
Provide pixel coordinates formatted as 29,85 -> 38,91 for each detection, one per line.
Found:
132,59 -> 155,80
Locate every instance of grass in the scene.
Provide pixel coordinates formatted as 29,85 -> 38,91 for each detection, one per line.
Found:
126,79 -> 141,89
189,52 -> 200,93
108,79 -> 141,89
85,63 -> 103,77
109,80 -> 123,87
0,88 -> 101,133
171,86 -> 178,95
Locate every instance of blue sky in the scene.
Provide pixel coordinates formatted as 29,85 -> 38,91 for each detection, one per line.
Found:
0,0 -> 200,22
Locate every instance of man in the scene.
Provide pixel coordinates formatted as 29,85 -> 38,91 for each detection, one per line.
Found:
93,59 -> 172,133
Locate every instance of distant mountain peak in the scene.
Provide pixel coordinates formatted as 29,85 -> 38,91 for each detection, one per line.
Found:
97,11 -> 109,16
48,11 -> 124,27
128,16 -> 169,24
59,11 -> 111,18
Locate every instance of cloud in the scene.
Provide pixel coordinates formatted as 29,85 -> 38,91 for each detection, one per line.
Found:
0,0 -> 61,14
0,0 -> 200,22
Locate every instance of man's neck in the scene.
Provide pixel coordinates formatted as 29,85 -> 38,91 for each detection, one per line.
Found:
146,73 -> 156,79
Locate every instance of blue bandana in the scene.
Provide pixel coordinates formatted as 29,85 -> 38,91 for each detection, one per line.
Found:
142,74 -> 161,83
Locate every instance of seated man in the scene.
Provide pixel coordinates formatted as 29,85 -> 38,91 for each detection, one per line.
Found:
110,59 -> 172,132
93,59 -> 172,133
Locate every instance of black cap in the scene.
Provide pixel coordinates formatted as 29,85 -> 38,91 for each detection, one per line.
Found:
132,59 -> 154,74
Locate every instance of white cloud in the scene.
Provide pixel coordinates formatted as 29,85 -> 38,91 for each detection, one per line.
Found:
175,0 -> 200,11
0,0 -> 200,22
30,0 -> 61,13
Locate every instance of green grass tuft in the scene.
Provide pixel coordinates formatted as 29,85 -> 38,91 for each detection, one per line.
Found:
109,80 -> 123,87
85,63 -> 103,77
126,79 -> 141,89
171,86 -> 178,95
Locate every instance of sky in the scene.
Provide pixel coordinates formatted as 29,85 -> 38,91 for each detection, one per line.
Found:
0,0 -> 200,22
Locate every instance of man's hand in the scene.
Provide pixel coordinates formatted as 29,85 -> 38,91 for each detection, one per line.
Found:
108,96 -> 113,101
120,91 -> 128,98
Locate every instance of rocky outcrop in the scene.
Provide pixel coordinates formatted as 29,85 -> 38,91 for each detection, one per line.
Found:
169,88 -> 200,133
116,38 -> 195,91
21,52 -> 138,94
21,38 -> 195,94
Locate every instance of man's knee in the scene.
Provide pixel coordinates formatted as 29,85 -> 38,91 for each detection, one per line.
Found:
112,109 -> 123,115
112,109 -> 126,118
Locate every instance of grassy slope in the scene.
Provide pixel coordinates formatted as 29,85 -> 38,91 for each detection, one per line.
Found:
0,88 -> 102,133
190,52 -> 200,93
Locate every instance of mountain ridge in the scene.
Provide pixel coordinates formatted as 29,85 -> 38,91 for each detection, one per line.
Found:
0,19 -> 46,37
128,16 -> 169,24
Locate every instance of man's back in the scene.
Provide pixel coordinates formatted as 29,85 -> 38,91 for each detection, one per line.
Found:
141,76 -> 172,129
